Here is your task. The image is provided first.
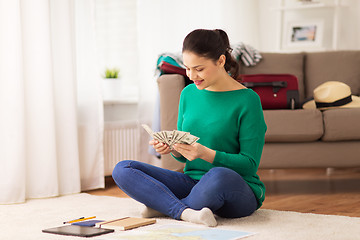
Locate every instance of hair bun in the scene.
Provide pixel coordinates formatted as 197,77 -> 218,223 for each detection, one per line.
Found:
214,29 -> 231,51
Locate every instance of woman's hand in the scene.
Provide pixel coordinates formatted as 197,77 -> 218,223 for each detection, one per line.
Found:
149,140 -> 172,155
173,142 -> 216,163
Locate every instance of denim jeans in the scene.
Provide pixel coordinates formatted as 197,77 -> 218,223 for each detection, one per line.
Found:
112,160 -> 257,220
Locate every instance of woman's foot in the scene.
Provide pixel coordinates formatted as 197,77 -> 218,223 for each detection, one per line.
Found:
180,207 -> 217,227
141,205 -> 166,218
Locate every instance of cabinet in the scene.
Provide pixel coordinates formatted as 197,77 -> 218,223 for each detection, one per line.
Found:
273,0 -> 345,51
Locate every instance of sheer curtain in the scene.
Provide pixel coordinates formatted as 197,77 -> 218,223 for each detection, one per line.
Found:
0,0 -> 103,204
74,0 -> 105,191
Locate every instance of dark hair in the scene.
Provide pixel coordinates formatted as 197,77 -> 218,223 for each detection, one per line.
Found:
182,29 -> 239,79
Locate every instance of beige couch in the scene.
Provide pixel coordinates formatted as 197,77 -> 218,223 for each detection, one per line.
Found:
157,51 -> 360,171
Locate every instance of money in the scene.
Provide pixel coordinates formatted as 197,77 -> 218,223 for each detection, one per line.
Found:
141,124 -> 199,149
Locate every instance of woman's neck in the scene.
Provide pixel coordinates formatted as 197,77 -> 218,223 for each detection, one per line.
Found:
205,73 -> 245,92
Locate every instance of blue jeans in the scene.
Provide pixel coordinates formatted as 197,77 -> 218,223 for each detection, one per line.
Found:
112,160 -> 257,220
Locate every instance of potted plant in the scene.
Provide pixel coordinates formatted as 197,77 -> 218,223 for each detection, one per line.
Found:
102,67 -> 121,101
104,68 -> 120,79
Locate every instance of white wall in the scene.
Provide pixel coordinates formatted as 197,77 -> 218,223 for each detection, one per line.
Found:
341,0 -> 360,50
358,0 -> 360,47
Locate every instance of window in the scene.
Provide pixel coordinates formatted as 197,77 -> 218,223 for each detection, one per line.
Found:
94,0 -> 138,89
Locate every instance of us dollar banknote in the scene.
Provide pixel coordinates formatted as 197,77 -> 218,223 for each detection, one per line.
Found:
141,124 -> 199,149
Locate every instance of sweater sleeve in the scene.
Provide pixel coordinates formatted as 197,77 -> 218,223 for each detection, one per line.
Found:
212,94 -> 266,176
213,137 -> 265,176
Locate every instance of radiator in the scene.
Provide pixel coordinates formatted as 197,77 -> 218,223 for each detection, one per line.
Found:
103,120 -> 139,176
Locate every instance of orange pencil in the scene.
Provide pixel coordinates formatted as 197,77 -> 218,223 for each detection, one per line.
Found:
64,216 -> 96,224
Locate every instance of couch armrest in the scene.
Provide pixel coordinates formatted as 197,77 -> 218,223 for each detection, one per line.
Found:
157,74 -> 186,131
157,74 -> 186,171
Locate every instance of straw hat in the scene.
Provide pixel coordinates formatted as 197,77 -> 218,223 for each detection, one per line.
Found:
302,81 -> 360,110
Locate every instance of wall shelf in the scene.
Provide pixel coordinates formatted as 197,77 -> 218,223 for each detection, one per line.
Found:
273,0 -> 345,51
103,98 -> 138,105
271,2 -> 343,11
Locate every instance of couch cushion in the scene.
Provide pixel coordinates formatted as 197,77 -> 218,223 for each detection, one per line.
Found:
264,109 -> 323,142
305,51 -> 360,99
240,52 -> 305,102
321,108 -> 360,141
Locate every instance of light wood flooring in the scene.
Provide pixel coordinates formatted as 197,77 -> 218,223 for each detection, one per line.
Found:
86,168 -> 360,218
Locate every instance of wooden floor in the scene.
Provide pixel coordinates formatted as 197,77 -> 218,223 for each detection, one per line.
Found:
86,168 -> 360,218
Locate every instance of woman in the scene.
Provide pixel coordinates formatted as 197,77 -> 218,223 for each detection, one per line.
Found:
112,29 -> 266,227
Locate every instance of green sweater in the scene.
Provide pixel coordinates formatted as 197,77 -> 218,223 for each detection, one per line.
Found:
172,84 -> 267,208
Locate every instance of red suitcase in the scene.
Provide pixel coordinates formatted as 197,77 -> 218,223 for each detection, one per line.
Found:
238,74 -> 299,109
159,61 -> 187,76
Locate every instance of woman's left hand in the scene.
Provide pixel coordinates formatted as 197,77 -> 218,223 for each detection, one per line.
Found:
173,142 -> 216,163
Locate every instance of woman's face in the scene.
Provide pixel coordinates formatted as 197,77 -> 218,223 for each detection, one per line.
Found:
182,51 -> 225,90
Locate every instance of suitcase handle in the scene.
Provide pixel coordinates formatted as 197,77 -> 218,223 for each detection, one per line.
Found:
242,81 -> 288,93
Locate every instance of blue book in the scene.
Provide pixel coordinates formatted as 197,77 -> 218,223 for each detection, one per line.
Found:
71,220 -> 104,227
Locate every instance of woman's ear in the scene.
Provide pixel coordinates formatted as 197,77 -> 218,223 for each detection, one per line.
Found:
217,54 -> 226,67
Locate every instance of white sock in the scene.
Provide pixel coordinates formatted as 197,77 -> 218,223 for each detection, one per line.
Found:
141,205 -> 166,218
180,207 -> 217,227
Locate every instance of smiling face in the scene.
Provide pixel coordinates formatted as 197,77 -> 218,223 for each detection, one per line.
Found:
182,51 -> 226,91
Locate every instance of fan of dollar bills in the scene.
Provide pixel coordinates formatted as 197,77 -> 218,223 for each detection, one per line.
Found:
142,124 -> 199,149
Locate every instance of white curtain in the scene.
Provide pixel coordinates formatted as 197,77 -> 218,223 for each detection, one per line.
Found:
136,0 -> 260,165
0,0 -> 103,204
74,0 -> 105,191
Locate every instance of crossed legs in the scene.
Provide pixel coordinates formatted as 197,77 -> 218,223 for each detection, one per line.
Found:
112,160 -> 257,226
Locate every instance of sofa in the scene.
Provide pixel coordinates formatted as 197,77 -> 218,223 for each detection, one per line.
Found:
156,50 -> 360,171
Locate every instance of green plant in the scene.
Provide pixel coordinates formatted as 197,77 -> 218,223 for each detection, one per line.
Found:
104,68 -> 120,79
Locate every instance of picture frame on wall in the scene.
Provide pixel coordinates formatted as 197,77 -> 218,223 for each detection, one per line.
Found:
283,20 -> 324,50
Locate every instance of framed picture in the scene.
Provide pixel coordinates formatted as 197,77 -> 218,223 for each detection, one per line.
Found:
283,20 -> 324,50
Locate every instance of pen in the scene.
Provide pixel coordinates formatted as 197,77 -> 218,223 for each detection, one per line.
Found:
63,216 -> 96,224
